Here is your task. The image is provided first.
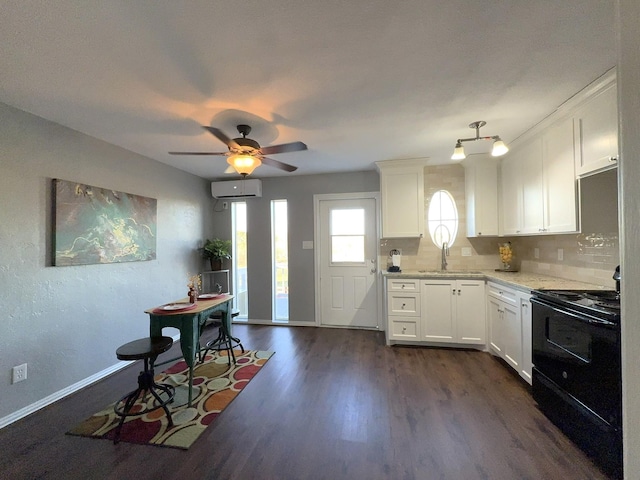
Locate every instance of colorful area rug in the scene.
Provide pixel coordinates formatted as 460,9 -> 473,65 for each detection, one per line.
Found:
67,350 -> 274,449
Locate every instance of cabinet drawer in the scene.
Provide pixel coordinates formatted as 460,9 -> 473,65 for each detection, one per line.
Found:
388,293 -> 420,316
389,317 -> 419,340
487,282 -> 518,307
387,278 -> 420,292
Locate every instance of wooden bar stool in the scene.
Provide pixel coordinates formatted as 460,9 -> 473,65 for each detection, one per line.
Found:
113,336 -> 175,444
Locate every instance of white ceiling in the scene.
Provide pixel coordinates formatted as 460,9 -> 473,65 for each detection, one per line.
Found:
0,1 -> 616,179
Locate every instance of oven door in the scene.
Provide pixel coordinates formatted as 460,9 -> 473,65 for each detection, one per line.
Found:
531,297 -> 621,426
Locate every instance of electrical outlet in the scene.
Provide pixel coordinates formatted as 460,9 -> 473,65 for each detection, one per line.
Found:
12,363 -> 27,384
534,248 -> 540,259
461,247 -> 472,257
557,248 -> 564,261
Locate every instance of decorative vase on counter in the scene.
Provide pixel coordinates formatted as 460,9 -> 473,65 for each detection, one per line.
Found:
498,242 -> 515,271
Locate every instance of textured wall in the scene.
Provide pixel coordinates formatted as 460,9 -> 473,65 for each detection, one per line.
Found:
0,103 -> 212,420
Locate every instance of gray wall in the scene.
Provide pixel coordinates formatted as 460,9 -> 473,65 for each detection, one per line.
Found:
210,172 -> 380,323
618,0 -> 640,472
0,103 -> 213,420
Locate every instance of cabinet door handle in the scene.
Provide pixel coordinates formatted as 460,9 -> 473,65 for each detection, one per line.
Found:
401,285 -> 405,289
452,289 -> 456,295
609,156 -> 618,162
458,289 -> 461,295
401,303 -> 406,309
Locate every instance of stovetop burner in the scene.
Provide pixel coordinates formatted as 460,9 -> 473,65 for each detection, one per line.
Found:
532,289 -> 620,324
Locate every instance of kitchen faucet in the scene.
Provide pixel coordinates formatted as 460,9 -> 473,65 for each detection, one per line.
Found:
441,241 -> 449,271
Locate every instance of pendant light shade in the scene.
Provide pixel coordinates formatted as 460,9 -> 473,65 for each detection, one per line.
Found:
228,154 -> 262,176
451,121 -> 508,160
451,142 -> 466,160
491,138 -> 509,157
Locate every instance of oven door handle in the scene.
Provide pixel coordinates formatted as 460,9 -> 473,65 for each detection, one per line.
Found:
532,296 -> 617,327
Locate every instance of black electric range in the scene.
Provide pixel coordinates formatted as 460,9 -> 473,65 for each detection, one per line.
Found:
531,288 -> 622,478
532,289 -> 620,325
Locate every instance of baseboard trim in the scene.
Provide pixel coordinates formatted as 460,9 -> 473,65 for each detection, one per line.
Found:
0,332 -> 182,430
0,360 -> 129,430
233,318 -> 317,327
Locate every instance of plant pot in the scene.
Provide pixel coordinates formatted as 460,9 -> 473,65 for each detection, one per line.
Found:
210,258 -> 222,271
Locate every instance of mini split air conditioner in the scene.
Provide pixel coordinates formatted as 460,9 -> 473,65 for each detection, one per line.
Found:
211,179 -> 262,199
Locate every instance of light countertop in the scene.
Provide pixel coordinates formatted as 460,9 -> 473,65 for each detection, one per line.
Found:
383,269 -> 609,293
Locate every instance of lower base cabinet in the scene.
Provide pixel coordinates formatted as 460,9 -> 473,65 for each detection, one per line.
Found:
487,281 -> 532,385
385,277 -> 485,347
519,293 -> 533,383
421,279 -> 485,344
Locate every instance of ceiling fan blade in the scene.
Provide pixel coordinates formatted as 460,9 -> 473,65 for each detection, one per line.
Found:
261,156 -> 298,172
203,126 -> 241,150
259,141 -> 307,155
168,151 -> 227,155
224,165 -> 236,174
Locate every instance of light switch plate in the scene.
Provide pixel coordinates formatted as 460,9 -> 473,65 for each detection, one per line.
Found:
302,241 -> 314,250
461,247 -> 472,257
557,248 -> 564,261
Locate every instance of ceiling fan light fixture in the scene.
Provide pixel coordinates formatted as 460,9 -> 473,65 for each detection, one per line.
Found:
228,154 -> 262,176
451,142 -> 466,160
491,137 -> 509,157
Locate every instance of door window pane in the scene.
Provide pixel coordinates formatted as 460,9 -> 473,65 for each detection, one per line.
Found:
331,208 -> 365,263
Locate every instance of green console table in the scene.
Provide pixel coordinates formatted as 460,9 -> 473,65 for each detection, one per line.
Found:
145,294 -> 234,406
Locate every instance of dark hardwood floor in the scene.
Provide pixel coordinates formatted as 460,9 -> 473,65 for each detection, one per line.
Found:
0,325 -> 613,479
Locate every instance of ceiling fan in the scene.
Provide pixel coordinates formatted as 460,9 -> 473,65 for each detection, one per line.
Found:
169,124 -> 307,176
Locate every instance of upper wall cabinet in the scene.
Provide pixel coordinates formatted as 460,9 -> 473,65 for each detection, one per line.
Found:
500,117 -> 577,235
497,69 -> 619,236
464,156 -> 499,237
376,159 -> 427,238
574,75 -> 618,177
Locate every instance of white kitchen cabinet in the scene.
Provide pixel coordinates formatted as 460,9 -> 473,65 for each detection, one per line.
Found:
499,153 -> 522,235
421,280 -> 455,342
455,279 -> 487,344
487,282 -> 521,371
574,78 -> 618,177
519,292 -> 533,385
520,138 -> 545,234
487,295 -> 504,355
542,117 -> 578,233
386,278 -> 421,342
500,118 -> 577,235
376,159 -> 426,238
464,156 -> 499,237
421,279 -> 485,345
500,137 -> 542,235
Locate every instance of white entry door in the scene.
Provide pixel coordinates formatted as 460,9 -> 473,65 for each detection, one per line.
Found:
315,194 -> 379,328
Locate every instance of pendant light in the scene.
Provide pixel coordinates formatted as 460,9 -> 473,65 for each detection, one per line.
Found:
450,121 -> 509,160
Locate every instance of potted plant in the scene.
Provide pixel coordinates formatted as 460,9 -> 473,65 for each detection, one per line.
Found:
200,238 -> 232,271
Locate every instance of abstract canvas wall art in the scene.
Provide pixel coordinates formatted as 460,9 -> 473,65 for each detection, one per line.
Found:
53,179 -> 157,266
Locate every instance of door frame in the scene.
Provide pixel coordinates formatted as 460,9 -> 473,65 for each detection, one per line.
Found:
313,192 -> 382,329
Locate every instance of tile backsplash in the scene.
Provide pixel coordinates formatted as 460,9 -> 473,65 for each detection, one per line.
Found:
379,164 -> 619,288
